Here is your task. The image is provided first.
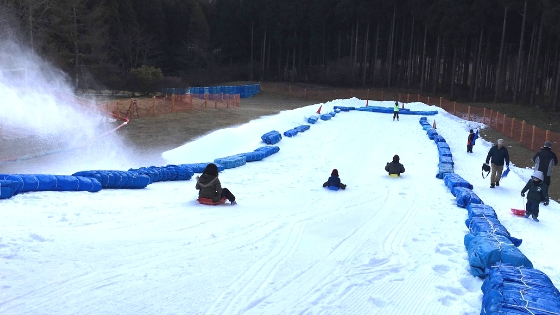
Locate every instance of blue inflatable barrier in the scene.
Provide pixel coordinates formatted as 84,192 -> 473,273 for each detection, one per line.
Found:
465,217 -> 522,247
438,147 -> 452,157
214,155 -> 246,169
254,146 -> 280,157
1,174 -> 102,194
455,188 -> 483,208
261,130 -> 282,145
439,155 -> 454,166
129,165 -> 194,183
329,111 -> 336,116
434,135 -> 446,144
283,129 -> 299,137
307,115 -> 319,124
427,129 -> 438,140
238,151 -> 266,162
443,173 -> 473,190
466,204 -> 498,220
320,114 -> 332,121
182,163 -> 225,173
0,179 -> 18,199
333,106 -> 354,111
464,233 -> 531,278
295,125 -> 310,133
436,142 -> 450,150
481,263 -> 560,314
436,163 -> 454,179
73,170 -> 150,189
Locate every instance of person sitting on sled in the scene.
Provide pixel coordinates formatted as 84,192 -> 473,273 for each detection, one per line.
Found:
196,163 -> 237,205
521,170 -> 549,222
323,169 -> 347,190
385,155 -> 405,177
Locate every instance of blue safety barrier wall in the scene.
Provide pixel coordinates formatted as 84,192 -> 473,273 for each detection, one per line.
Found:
162,84 -> 260,98
418,116 -> 560,313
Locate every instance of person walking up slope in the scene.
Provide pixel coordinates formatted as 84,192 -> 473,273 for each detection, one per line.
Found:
532,141 -> 558,188
467,129 -> 475,153
521,170 -> 549,222
485,139 -> 510,188
393,101 -> 400,121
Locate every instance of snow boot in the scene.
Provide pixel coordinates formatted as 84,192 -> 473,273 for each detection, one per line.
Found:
490,183 -> 495,188
524,212 -> 531,218
495,180 -> 500,186
231,200 -> 237,205
533,217 -> 539,222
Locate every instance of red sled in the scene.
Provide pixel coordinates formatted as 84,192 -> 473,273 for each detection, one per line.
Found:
198,196 -> 227,205
511,208 -> 526,216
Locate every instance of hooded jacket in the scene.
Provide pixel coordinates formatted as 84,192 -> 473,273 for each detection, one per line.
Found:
533,147 -> 558,177
521,179 -> 549,203
196,174 -> 223,202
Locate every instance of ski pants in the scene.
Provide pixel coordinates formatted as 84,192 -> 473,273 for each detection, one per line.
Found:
393,111 -> 399,120
526,200 -> 540,218
221,188 -> 236,202
490,163 -> 504,184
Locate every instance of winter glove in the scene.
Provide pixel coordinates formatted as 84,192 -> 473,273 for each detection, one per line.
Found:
322,182 -> 327,187
544,199 -> 549,206
521,192 -> 525,197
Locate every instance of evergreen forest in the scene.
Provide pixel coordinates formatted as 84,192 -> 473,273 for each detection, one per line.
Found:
1,0 -> 560,109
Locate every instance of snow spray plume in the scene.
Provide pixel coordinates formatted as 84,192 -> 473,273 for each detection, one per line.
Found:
0,38 -> 133,173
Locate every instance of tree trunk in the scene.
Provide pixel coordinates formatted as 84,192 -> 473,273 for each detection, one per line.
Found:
513,0 -> 527,103
362,23 -> 370,86
261,29 -> 266,80
250,20 -> 254,81
387,6 -> 396,87
420,24 -> 427,91
407,18 -> 415,87
530,16 -> 544,106
451,45 -> 457,99
494,5 -> 508,102
372,20 -> 380,86
432,33 -> 441,93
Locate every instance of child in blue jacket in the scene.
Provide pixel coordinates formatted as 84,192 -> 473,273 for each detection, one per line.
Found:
323,169 -> 347,190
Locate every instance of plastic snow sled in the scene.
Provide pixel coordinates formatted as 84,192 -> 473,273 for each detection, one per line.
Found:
511,208 -> 526,216
198,196 -> 227,205
389,174 -> 400,178
327,186 -> 339,191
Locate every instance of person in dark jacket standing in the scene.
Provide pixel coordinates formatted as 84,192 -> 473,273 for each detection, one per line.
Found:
385,155 -> 405,177
532,141 -> 558,188
323,169 -> 347,189
393,101 -> 400,121
467,129 -> 475,153
196,163 -> 236,204
521,170 -> 549,222
485,139 -> 510,188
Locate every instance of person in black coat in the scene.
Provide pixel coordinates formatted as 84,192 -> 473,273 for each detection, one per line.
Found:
385,155 -> 405,177
467,129 -> 475,153
323,169 -> 346,189
485,139 -> 510,188
521,170 -> 549,222
532,141 -> 558,187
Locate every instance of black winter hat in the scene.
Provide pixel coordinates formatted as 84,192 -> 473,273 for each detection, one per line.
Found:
545,141 -> 552,148
203,163 -> 219,176
331,169 -> 339,176
393,155 -> 400,163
